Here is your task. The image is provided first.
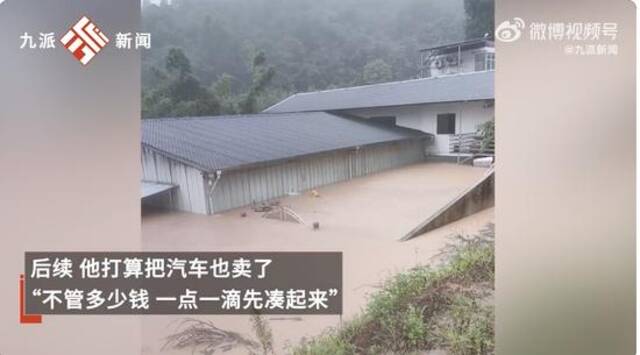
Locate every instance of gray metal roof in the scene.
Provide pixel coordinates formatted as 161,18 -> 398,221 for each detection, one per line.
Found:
141,181 -> 175,199
264,71 -> 494,113
142,112 -> 428,173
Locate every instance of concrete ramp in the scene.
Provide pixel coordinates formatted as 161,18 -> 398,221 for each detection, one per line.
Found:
400,168 -> 494,241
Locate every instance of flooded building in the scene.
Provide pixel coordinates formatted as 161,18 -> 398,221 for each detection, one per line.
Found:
141,112 -> 430,214
142,39 -> 495,214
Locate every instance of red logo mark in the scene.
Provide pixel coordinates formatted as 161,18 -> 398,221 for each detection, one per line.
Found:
60,16 -> 109,65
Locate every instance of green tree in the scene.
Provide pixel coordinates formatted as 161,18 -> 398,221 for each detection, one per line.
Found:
237,51 -> 276,114
362,59 -> 393,84
463,0 -> 494,39
478,119 -> 495,153
212,73 -> 238,114
142,0 -> 467,106
166,48 -> 192,77
142,48 -> 221,118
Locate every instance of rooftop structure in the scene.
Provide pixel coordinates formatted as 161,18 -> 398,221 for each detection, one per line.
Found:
264,71 -> 494,114
418,37 -> 495,78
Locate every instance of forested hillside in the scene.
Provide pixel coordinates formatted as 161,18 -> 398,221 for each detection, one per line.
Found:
141,0 -> 493,118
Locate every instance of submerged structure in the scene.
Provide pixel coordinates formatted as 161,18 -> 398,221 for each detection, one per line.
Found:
142,112 -> 429,214
141,39 -> 495,215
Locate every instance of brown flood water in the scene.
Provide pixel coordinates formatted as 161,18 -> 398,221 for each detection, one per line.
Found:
141,162 -> 494,354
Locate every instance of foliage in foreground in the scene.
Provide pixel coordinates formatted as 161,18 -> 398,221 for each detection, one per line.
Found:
163,318 -> 260,354
163,314 -> 276,355
478,120 -> 495,154
162,226 -> 494,355
293,225 -> 495,355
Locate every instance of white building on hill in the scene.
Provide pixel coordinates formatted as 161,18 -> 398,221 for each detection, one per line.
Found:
265,39 -> 495,158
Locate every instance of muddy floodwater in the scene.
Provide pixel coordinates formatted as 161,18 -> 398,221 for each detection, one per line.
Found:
141,162 -> 494,354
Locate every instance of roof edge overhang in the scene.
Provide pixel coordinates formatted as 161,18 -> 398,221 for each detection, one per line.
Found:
209,135 -> 431,174
143,134 -> 431,176
142,143 -> 212,172
141,180 -> 177,199
268,98 -> 495,115
264,71 -> 495,114
419,38 -> 495,54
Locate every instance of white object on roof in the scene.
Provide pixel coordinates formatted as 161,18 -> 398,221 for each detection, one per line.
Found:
141,181 -> 175,199
473,156 -> 494,168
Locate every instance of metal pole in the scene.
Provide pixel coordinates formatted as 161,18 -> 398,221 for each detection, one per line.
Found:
457,44 -> 461,74
207,170 -> 222,214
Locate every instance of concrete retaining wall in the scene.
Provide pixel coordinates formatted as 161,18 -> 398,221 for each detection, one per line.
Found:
401,168 -> 494,240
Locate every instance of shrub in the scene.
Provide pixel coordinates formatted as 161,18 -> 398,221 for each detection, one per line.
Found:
293,225 -> 495,354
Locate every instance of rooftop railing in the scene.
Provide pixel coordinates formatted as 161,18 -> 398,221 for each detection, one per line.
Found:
449,132 -> 494,155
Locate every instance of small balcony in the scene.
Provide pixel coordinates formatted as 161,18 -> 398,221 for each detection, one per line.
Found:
449,132 -> 494,155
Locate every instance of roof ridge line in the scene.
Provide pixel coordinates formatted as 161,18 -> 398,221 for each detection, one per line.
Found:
292,71 -> 492,97
142,111 -> 328,121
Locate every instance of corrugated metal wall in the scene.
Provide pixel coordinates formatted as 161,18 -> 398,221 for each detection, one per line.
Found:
142,140 -> 425,214
209,140 -> 425,213
141,147 -> 208,214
